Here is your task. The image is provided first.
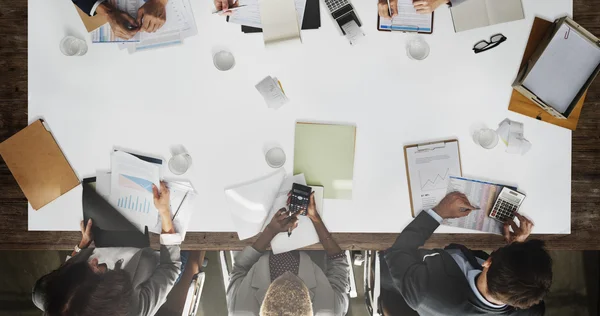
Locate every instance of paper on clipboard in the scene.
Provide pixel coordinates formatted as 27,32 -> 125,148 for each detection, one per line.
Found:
404,140 -> 462,217
378,0 -> 433,33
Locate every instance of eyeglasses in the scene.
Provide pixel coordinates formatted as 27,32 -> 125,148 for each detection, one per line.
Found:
473,34 -> 507,54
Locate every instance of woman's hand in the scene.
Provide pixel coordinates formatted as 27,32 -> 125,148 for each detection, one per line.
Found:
79,219 -> 94,249
305,192 -> 321,222
267,208 -> 299,233
153,181 -> 171,215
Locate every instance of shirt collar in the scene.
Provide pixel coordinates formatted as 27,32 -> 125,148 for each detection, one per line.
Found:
468,270 -> 506,309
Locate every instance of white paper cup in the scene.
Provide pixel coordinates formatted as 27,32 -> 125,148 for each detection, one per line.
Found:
265,147 -> 286,168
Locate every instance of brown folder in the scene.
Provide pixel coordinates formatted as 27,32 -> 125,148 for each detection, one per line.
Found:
508,17 -> 585,130
75,4 -> 107,32
0,120 -> 79,210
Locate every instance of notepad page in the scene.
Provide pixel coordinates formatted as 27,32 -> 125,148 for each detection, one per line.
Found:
523,23 -> 600,113
379,0 -> 432,32
485,0 -> 524,26
260,0 -> 301,44
450,0 -> 490,32
229,0 -> 307,30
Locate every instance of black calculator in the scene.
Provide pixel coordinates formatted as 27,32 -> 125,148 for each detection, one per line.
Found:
289,183 -> 312,216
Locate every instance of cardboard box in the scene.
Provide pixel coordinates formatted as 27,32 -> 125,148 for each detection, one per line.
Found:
512,16 -> 600,119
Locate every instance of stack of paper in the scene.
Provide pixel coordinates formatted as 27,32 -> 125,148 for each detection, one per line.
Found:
255,76 -> 289,109
90,0 -> 197,53
224,169 -> 324,254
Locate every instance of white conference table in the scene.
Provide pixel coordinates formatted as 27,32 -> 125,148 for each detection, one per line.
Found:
28,0 -> 572,235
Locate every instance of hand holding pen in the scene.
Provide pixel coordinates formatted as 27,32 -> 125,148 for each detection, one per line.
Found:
266,208 -> 299,235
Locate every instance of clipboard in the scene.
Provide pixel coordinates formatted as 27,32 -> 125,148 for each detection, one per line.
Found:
377,12 -> 434,34
0,120 -> 80,210
403,139 -> 462,217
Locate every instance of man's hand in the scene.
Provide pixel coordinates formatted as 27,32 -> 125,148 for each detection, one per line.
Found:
214,0 -> 239,16
378,0 -> 398,18
153,181 -> 171,215
137,0 -> 168,33
267,208 -> 299,233
79,219 -> 94,248
432,192 -> 478,219
413,0 -> 450,14
97,3 -> 139,40
503,213 -> 533,243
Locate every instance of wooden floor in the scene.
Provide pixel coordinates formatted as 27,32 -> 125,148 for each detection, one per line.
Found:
1,1 -> 599,250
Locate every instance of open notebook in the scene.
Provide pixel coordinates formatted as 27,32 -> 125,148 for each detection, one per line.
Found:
450,0 -> 524,32
225,169 -> 324,254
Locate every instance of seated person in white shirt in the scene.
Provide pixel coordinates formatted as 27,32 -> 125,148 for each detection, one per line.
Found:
227,193 -> 351,316
378,0 -> 469,18
32,182 -> 182,316
72,0 -> 169,39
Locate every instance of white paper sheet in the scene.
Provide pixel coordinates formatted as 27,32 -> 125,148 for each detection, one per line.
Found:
450,0 -> 524,33
497,119 -> 531,155
255,76 -> 289,109
406,141 -> 461,216
259,0 -> 301,45
228,0 -> 307,29
523,23 -> 600,113
443,176 -> 503,234
109,151 -> 161,232
379,0 -> 433,33
342,21 -> 365,45
225,168 -> 286,240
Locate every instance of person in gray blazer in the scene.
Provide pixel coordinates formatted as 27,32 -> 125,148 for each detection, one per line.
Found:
227,193 -> 350,316
380,192 -> 552,316
32,182 -> 182,316
378,0 -> 469,18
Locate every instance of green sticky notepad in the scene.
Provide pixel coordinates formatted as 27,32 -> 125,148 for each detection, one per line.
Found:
293,123 -> 356,200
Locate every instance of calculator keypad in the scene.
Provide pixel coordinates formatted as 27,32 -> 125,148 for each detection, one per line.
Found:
325,0 -> 350,13
490,199 -> 518,222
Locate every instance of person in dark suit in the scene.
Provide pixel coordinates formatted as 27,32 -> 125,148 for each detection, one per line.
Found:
380,192 -> 552,316
73,0 -> 169,40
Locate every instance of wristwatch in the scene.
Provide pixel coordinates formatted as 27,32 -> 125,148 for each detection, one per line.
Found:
74,244 -> 83,253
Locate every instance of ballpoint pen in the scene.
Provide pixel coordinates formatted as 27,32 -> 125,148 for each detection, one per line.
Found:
212,5 -> 247,15
386,0 -> 393,18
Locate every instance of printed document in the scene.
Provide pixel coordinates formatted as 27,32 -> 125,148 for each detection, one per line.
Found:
109,151 -> 161,232
379,0 -> 432,32
405,141 -> 461,216
443,176 -> 507,234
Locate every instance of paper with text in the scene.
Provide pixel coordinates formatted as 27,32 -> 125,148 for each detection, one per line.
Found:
379,0 -> 432,32
443,176 -> 504,234
109,151 -> 161,232
405,141 -> 461,216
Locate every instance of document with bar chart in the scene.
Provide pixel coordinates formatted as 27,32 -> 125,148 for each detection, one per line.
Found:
109,151 -> 161,232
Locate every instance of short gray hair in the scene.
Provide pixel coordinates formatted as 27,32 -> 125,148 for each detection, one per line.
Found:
260,272 -> 312,316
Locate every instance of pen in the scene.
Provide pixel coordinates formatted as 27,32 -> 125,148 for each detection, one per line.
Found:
386,0 -> 393,18
212,5 -> 247,15
172,191 -> 189,220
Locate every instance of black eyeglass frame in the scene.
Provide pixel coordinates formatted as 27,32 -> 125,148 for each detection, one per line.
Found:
473,34 -> 507,54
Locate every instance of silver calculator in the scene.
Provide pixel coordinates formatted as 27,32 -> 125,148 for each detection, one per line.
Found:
489,187 -> 526,222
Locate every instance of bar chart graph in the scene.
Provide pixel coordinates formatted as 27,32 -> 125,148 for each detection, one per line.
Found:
117,195 -> 152,213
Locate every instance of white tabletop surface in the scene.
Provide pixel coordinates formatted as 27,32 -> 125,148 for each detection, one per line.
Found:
28,0 -> 573,234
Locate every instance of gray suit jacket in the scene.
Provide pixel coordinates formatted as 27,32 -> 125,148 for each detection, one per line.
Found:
227,247 -> 350,316
381,211 -> 545,316
32,245 -> 182,316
